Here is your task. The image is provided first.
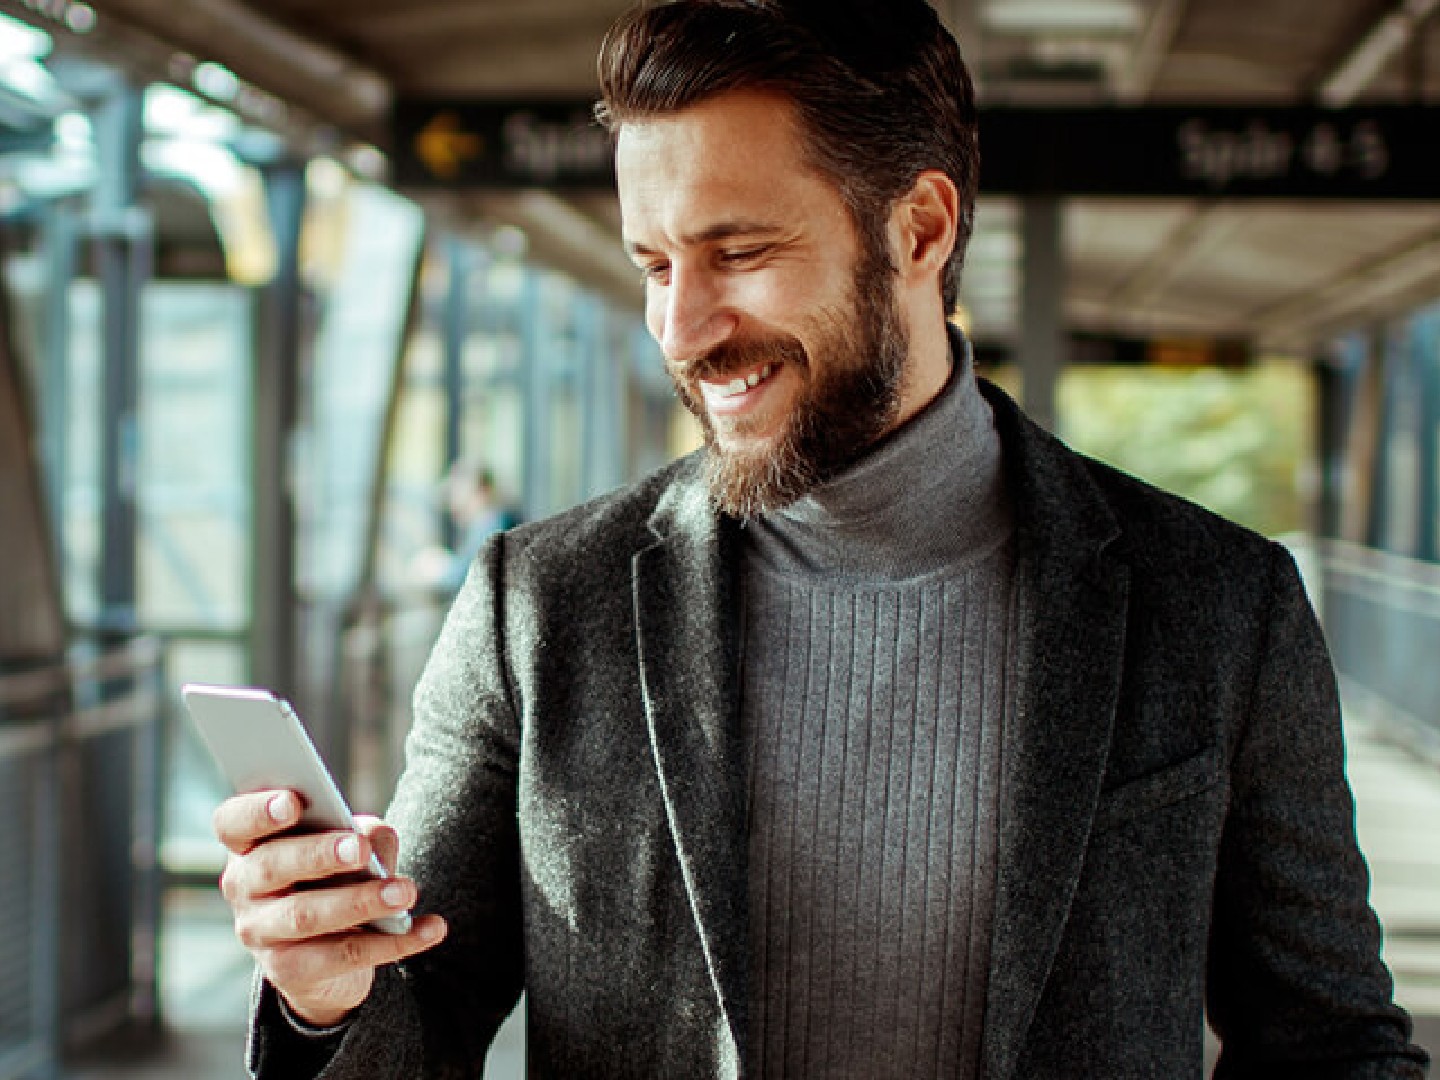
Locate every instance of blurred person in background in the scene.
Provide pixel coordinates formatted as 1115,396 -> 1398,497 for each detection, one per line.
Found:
211,1 -> 1429,1076
411,462 -> 519,594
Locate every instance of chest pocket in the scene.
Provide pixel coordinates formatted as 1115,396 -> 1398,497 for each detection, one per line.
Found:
1093,743 -> 1222,831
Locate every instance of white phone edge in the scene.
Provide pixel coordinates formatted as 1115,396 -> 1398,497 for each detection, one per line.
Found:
181,682 -> 413,936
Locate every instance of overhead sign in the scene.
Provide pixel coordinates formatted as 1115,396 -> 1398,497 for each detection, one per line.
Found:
392,101 -> 1440,199
974,333 -> 1254,370
394,100 -> 613,191
978,106 -> 1440,199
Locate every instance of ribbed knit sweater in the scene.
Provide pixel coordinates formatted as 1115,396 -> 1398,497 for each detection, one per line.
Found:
740,350 -> 1018,1079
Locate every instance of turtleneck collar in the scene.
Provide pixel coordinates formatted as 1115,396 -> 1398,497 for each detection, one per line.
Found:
742,329 -> 1011,582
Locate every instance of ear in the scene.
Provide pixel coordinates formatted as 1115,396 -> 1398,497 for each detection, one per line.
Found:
891,169 -> 959,286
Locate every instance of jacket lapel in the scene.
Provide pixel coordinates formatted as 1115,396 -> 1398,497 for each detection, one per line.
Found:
633,468 -> 748,1070
979,384 -> 1130,1080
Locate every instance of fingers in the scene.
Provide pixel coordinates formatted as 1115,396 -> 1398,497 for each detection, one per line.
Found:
234,869 -> 421,947
262,915 -> 448,1027
265,916 -> 448,985
220,828 -> 382,903
212,789 -> 302,854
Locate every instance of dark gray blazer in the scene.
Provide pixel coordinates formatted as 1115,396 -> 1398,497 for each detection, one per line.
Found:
250,382 -> 1428,1079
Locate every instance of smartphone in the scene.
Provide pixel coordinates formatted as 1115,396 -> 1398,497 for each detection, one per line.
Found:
181,682 -> 413,935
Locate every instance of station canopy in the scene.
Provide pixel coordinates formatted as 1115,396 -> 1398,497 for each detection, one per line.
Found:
35,0 -> 1440,352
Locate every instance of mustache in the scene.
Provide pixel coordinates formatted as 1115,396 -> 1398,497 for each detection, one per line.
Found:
668,333 -> 809,384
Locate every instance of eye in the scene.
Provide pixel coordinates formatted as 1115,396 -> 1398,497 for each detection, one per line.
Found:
638,261 -> 671,286
719,246 -> 768,267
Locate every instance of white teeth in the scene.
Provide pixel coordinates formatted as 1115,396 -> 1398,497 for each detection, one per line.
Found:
717,364 -> 774,398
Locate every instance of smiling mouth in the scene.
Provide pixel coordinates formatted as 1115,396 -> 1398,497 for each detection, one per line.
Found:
711,364 -> 776,399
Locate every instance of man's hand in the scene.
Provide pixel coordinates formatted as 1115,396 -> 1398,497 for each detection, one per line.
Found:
213,789 -> 448,1028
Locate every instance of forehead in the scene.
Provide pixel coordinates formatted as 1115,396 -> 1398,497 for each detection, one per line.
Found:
614,90 -> 850,240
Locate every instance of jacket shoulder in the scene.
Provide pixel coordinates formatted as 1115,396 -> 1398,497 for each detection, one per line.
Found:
502,452 -> 705,571
1081,452 -> 1280,568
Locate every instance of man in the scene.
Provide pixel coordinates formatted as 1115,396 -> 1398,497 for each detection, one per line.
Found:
214,1 -> 1430,1077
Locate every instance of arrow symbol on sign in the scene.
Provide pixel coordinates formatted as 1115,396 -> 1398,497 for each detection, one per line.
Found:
416,112 -> 483,180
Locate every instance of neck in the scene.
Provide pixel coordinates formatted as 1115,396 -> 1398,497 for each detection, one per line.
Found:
743,328 -> 1011,581
889,312 -> 954,432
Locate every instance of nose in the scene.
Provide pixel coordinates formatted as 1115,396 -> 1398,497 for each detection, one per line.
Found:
651,266 -> 737,363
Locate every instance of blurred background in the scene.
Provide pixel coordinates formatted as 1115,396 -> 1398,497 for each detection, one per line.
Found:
1,1 -> 1439,1077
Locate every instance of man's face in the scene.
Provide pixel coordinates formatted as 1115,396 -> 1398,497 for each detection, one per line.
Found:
615,91 -> 910,517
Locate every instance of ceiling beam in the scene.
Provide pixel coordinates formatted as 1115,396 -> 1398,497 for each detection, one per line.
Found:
341,0 -> 620,44
1112,0 -> 1191,103
464,191 -> 643,313
84,0 -> 390,135
1102,201 -> 1242,315
1248,222 -> 1440,345
1317,0 -> 1440,106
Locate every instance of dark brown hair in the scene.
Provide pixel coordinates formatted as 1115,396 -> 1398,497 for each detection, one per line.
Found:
596,0 -> 979,311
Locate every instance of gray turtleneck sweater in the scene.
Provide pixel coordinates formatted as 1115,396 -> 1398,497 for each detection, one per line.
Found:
741,349 -> 1018,1079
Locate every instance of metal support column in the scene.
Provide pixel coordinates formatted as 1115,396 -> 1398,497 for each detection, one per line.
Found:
1019,196 -> 1065,432
251,161 -> 307,699
520,268 -> 549,521
1416,331 -> 1440,562
91,83 -> 149,637
441,239 -> 471,548
38,200 -> 79,576
1314,345 -> 1351,542
581,296 -> 623,499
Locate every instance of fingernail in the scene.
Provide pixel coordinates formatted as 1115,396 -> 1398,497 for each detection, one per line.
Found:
268,793 -> 296,823
336,836 -> 361,865
419,919 -> 445,943
381,882 -> 409,908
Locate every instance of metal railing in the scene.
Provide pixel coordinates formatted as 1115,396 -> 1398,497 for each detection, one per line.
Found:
0,638 -> 164,1080
1317,538 -> 1440,765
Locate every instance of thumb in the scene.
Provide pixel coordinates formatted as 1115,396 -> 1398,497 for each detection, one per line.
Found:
355,815 -> 401,874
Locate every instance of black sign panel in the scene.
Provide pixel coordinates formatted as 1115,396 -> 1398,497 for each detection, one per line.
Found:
980,106 -> 1440,199
975,332 -> 1253,371
393,100 -> 613,191
392,100 -> 1440,199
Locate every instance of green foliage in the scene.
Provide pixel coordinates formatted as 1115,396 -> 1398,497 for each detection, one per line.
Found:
1056,363 -> 1313,538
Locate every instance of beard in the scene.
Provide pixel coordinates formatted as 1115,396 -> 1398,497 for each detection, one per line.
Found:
667,247 -> 910,519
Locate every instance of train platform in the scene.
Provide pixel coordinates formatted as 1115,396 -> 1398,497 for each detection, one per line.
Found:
60,700 -> 1440,1079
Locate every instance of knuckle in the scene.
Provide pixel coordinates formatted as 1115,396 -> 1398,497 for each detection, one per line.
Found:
218,860 -> 240,904
286,898 -> 320,939
310,836 -> 338,876
251,859 -> 279,895
338,935 -> 367,971
234,913 -> 263,951
356,890 -> 381,926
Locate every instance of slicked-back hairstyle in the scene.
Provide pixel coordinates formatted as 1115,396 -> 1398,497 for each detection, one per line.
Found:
596,0 -> 979,312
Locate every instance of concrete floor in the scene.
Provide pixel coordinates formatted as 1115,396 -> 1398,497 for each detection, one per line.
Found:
62,704 -> 1440,1079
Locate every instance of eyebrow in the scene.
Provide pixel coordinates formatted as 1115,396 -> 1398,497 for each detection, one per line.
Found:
624,220 -> 788,259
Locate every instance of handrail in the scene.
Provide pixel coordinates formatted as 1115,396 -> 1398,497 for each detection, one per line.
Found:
1316,539 -> 1440,764
1319,538 -> 1440,602
0,637 -> 162,712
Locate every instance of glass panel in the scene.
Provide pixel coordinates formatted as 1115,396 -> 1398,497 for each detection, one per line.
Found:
65,281 -> 104,625
137,284 -> 252,631
300,185 -> 426,604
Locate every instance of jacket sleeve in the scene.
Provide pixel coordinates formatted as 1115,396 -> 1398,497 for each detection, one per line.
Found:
1206,544 -> 1429,1079
247,533 -> 525,1079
